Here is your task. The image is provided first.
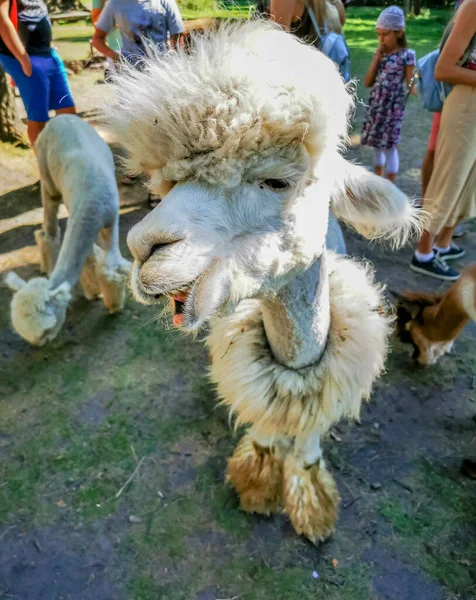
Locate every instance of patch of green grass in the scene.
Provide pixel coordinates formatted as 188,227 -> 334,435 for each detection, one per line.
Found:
212,558 -> 371,600
129,576 -> 171,600
178,0 -> 253,19
130,495 -> 200,560
378,459 -> 476,595
0,142 -> 30,158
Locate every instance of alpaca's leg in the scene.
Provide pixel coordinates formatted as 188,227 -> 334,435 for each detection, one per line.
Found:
79,252 -> 101,300
95,223 -> 131,313
35,189 -> 61,275
282,431 -> 340,544
226,427 -> 291,515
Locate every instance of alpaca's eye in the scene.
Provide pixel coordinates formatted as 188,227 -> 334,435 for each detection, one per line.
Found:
262,179 -> 290,190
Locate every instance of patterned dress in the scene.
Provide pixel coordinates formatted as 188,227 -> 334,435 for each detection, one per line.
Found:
361,48 -> 416,150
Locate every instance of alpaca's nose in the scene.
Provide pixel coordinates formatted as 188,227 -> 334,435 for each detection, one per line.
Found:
127,220 -> 178,264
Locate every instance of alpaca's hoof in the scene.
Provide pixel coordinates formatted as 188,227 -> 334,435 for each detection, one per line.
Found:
226,434 -> 284,515
282,456 -> 340,544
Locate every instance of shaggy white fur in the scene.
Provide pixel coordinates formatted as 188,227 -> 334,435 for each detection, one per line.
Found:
5,116 -> 131,346
208,252 -> 392,438
108,20 -> 422,542
107,21 -> 350,183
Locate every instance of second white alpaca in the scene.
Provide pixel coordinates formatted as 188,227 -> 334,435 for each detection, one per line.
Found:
5,115 -> 131,346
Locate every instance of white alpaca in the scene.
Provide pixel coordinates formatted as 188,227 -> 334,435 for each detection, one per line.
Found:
106,21 -> 421,542
5,115 -> 131,346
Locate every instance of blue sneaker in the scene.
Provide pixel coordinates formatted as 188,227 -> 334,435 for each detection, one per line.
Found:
410,255 -> 460,281
435,244 -> 466,261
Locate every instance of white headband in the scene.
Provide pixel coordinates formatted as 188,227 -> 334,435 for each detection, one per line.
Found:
376,6 -> 405,31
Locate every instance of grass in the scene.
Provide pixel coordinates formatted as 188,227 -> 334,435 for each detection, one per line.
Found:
378,458 -> 476,595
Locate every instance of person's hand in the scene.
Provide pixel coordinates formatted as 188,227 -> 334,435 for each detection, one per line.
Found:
375,45 -> 385,59
20,54 -> 32,77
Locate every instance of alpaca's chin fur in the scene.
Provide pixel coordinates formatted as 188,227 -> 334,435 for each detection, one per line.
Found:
208,252 -> 393,438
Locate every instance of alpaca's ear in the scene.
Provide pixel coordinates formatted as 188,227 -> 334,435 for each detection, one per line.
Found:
330,157 -> 424,248
4,272 -> 26,291
184,261 -> 231,331
393,294 -> 421,320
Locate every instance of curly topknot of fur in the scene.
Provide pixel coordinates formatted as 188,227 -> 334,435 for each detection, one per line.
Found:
106,20 -> 353,188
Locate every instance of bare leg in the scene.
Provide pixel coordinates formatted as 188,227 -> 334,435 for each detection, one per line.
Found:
28,121 -> 47,146
282,431 -> 340,544
435,223 -> 459,249
417,230 -> 435,255
374,166 -> 384,177
421,149 -> 435,198
55,106 -> 76,116
226,427 -> 291,515
387,172 -> 397,184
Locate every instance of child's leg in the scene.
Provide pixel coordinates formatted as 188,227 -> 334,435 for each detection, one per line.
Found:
385,147 -> 399,183
373,148 -> 385,177
421,113 -> 441,197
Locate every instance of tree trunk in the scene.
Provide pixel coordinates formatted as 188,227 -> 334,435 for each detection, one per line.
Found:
414,0 -> 421,16
0,66 -> 24,144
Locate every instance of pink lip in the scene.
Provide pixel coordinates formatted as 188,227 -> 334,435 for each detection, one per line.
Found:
173,293 -> 187,302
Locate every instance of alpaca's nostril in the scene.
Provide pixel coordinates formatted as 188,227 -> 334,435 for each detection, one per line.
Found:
150,243 -> 170,257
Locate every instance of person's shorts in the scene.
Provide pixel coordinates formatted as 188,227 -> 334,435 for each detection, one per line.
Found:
427,111 -> 441,152
0,50 -> 74,122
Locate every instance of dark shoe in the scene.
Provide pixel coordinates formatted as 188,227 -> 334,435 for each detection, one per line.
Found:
410,255 -> 460,281
453,224 -> 465,238
435,244 -> 466,261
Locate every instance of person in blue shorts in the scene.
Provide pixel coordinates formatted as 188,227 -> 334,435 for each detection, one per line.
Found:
0,0 -> 76,145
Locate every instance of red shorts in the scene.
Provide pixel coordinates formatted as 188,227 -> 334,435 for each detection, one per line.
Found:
427,112 -> 441,151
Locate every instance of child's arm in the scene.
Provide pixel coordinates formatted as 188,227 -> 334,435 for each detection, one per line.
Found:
405,64 -> 417,96
92,1 -> 119,62
435,0 -> 476,87
0,0 -> 31,75
364,48 -> 383,88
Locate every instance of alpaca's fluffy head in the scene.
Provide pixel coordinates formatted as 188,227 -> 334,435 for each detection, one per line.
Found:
107,21 -> 421,331
394,292 -> 452,365
5,273 -> 71,346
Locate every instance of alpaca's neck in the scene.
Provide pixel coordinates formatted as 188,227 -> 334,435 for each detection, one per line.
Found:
424,278 -> 472,342
48,217 -> 99,290
261,252 -> 330,369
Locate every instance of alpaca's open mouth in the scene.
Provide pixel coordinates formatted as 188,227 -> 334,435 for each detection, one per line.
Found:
171,292 -> 188,326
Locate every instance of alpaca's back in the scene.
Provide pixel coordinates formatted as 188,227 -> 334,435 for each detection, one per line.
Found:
35,115 -> 119,221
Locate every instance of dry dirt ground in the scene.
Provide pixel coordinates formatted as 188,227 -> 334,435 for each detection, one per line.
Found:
0,64 -> 475,600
